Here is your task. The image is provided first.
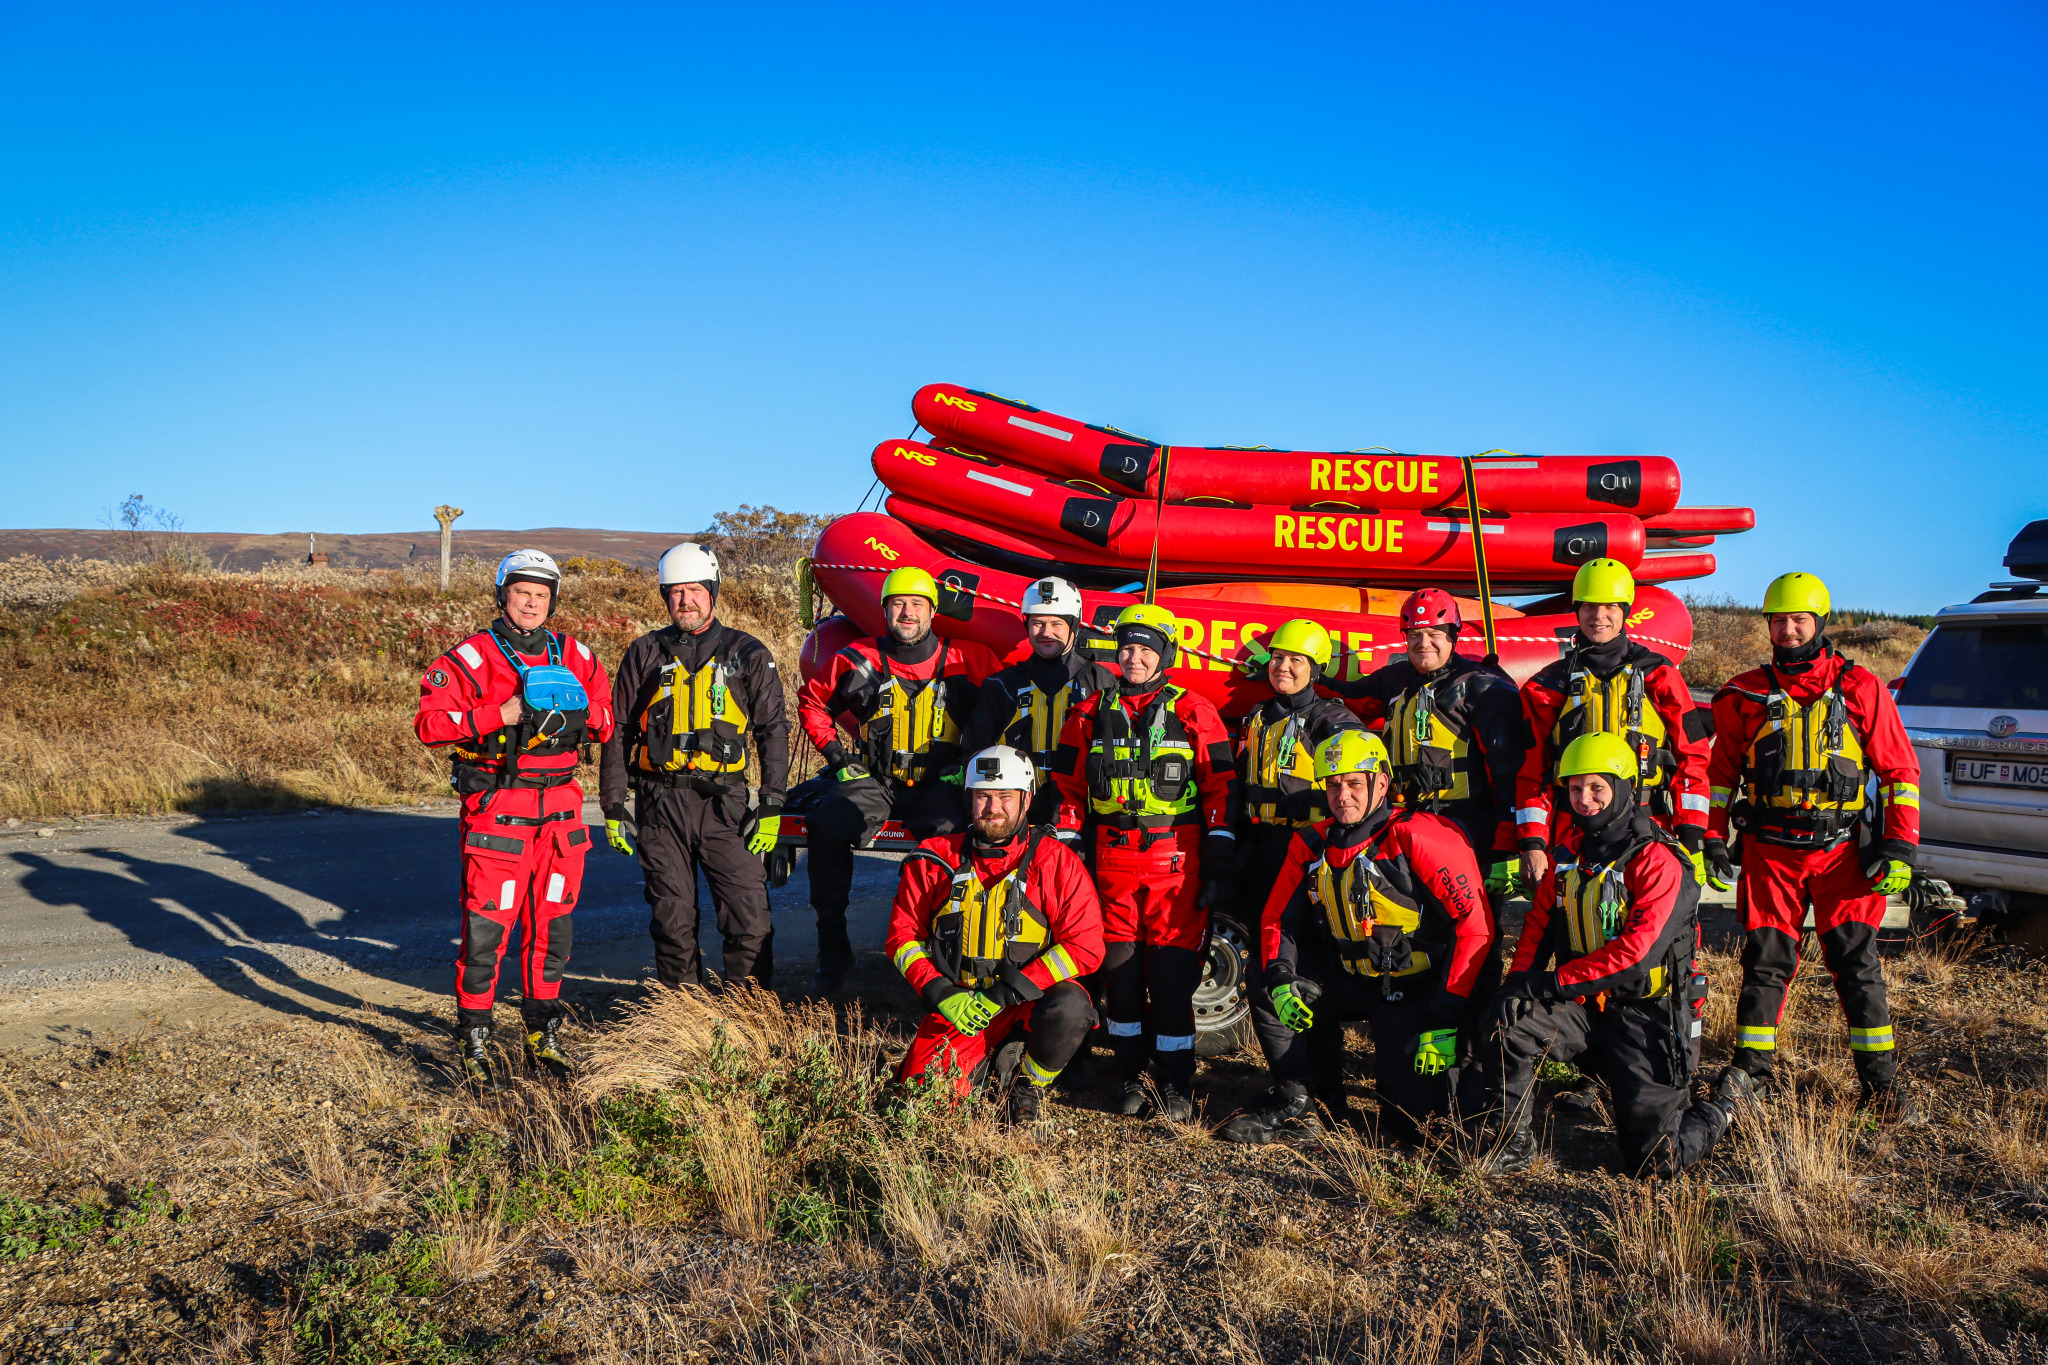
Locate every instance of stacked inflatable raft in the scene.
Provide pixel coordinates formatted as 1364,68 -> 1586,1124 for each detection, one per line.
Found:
803,384 -> 1753,698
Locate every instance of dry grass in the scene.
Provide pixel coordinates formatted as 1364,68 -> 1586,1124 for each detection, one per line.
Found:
327,1031 -> 411,1114
269,1117 -> 395,1214
0,532 -> 809,818
432,1178 -> 529,1284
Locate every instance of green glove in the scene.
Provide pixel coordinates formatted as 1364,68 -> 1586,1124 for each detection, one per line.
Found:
1270,983 -> 1315,1033
745,813 -> 781,856
938,767 -> 965,786
1483,859 -> 1520,898
1869,858 -> 1913,896
837,763 -> 871,783
605,819 -> 636,857
935,991 -> 1001,1036
1240,641 -> 1273,679
1688,848 -> 1709,888
1702,838 -> 1737,892
1414,1028 -> 1457,1076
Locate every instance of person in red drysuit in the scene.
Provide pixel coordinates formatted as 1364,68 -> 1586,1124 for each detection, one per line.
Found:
1221,730 -> 1496,1146
414,549 -> 614,1083
795,567 -> 1001,995
887,746 -> 1106,1123
1703,572 -> 1922,1115
1514,558 -> 1713,887
1050,603 -> 1238,1122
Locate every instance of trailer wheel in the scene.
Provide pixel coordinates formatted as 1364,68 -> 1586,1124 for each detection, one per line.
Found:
1194,913 -> 1255,1057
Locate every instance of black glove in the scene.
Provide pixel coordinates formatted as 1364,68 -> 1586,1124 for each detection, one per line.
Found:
1676,825 -> 1704,856
1703,837 -> 1737,892
1500,970 -> 1558,1002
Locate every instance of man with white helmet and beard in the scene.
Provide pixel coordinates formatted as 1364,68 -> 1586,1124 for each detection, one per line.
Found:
414,550 -> 615,1084
963,577 -> 1117,829
887,745 -> 1106,1124
600,542 -> 789,991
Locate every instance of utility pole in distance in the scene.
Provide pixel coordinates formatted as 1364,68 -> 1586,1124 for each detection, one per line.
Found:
434,505 -> 464,592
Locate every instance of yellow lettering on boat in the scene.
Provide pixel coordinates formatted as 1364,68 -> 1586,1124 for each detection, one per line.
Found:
931,391 -> 978,412
1274,516 -> 1294,549
1337,518 -> 1357,552
1310,459 -> 1330,490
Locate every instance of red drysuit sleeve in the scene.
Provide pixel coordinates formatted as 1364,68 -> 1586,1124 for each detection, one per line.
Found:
414,636 -> 507,749
1554,842 -> 1692,999
1394,815 -> 1496,1004
1260,830 -> 1319,970
886,845 -> 954,999
1647,662 -> 1710,833
1049,694 -> 1100,832
1513,672 -> 1568,847
1181,690 -> 1240,832
560,633 -> 616,745
1704,678 -> 1764,842
1021,837 -> 1107,991
798,647 -> 862,755
1846,666 -> 1922,848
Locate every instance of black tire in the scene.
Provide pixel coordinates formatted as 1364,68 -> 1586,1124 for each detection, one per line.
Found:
1194,913 -> 1255,1058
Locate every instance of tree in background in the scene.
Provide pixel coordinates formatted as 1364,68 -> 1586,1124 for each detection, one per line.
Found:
706,504 -> 833,575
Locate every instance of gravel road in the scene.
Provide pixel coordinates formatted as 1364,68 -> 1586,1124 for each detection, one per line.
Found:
0,802 -> 904,1050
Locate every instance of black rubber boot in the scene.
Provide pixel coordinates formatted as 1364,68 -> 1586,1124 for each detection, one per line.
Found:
808,932 -> 852,995
1007,1082 -> 1048,1127
1114,1078 -> 1151,1117
1480,1121 -> 1539,1174
455,1008 -> 499,1088
1219,1081 -> 1315,1145
1859,1079 -> 1926,1127
1156,1081 -> 1194,1124
524,1007 -> 572,1080
1713,1065 -> 1761,1108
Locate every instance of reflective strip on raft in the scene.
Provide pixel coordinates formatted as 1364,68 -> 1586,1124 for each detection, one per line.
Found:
1040,944 -> 1081,984
1106,1019 -> 1144,1038
499,880 -> 517,910
546,872 -> 567,903
1850,1025 -> 1895,1052
1886,783 -> 1921,809
1154,1034 -> 1195,1053
892,941 -> 932,977
1020,1054 -> 1061,1087
1680,793 -> 1711,813
1736,1025 -> 1777,1051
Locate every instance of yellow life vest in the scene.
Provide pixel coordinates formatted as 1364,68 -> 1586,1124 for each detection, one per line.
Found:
922,834 -> 1053,991
1389,680 -> 1475,808
1302,825 -> 1434,982
1552,655 -> 1671,789
1085,686 -> 1200,827
1739,667 -> 1868,845
841,647 -> 976,786
999,673 -> 1096,785
636,637 -> 750,777
1241,704 -> 1324,828
1556,848 -> 1674,998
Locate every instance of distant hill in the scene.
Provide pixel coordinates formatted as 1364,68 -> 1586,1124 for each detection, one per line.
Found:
0,527 -> 702,573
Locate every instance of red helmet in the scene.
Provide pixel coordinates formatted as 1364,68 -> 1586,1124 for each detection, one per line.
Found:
1399,588 -> 1462,634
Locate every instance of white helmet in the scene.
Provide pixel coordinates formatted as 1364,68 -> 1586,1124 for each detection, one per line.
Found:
1021,576 -> 1083,620
657,542 -> 721,596
495,549 -> 563,617
965,745 -> 1036,791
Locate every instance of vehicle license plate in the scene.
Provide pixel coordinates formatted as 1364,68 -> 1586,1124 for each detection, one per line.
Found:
1954,756 -> 2048,791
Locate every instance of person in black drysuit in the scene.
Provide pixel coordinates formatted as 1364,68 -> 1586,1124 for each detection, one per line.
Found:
600,543 -> 787,989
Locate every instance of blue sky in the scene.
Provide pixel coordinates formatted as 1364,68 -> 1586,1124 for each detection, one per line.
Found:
2,2 -> 2042,611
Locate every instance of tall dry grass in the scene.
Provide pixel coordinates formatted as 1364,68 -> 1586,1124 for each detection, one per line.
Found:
0,535 -> 810,819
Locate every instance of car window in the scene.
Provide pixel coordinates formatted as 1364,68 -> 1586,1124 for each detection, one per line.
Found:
1896,623 -> 2048,711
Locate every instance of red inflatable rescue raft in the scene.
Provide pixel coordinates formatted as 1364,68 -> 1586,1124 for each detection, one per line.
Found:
912,383 -> 1686,519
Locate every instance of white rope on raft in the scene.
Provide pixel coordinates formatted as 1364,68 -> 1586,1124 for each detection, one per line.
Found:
806,562 -> 1691,668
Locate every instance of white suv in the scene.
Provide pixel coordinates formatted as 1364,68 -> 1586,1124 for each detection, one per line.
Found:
1893,523 -> 2048,919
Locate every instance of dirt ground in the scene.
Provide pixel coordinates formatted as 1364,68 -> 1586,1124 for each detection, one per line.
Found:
4,894 -> 2046,1365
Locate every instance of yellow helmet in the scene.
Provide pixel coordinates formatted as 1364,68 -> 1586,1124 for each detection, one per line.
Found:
1761,571 -> 1831,619
1313,729 -> 1390,780
1571,557 -> 1637,606
1557,732 -> 1638,784
880,566 -> 939,605
1113,602 -> 1179,668
1266,618 -> 1333,671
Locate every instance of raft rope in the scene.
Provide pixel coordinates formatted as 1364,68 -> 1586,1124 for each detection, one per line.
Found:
806,560 -> 1694,671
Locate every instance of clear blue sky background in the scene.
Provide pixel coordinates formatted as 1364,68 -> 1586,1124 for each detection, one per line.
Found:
2,2 -> 2042,611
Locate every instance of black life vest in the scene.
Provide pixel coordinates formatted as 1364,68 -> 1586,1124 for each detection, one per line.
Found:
635,627 -> 754,780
